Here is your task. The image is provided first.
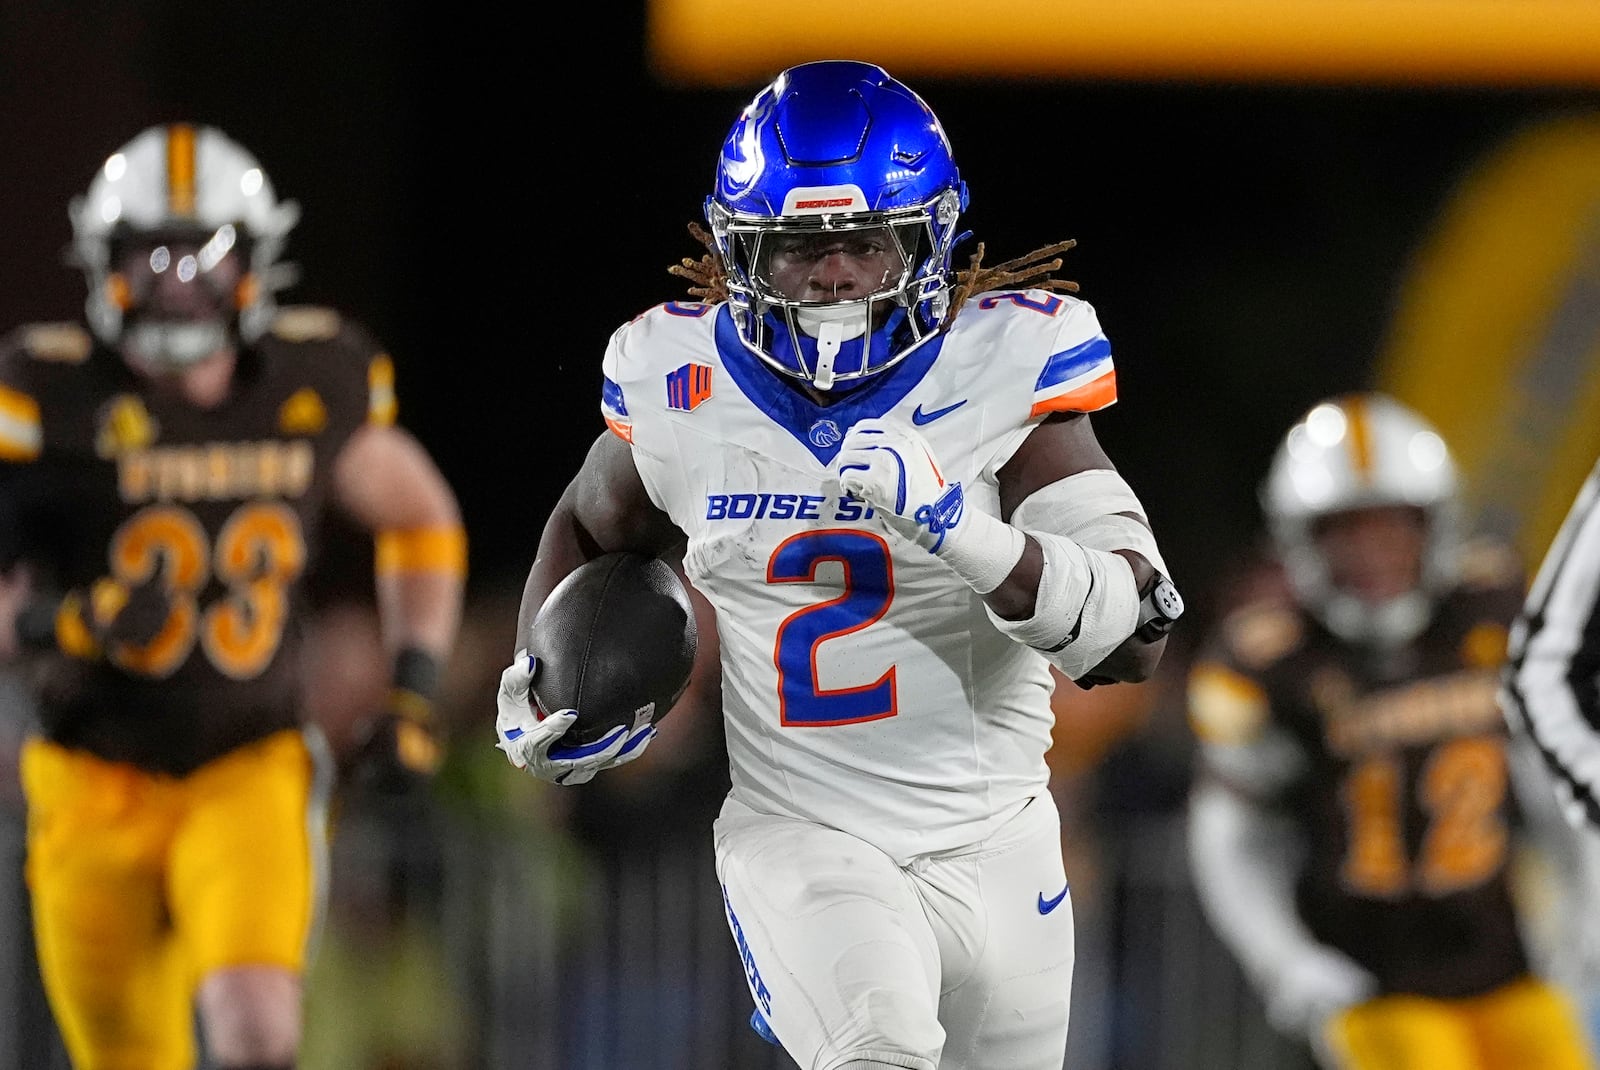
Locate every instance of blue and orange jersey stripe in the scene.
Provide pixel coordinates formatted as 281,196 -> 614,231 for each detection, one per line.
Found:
602,375 -> 633,442
1030,335 -> 1117,417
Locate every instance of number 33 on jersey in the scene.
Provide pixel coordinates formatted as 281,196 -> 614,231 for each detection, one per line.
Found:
0,310 -> 391,688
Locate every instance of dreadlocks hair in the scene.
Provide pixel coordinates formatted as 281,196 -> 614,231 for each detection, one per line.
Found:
665,223 -> 1079,325
945,239 -> 1079,324
666,222 -> 730,304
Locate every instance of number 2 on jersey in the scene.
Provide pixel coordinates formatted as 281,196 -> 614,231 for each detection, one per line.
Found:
768,529 -> 896,726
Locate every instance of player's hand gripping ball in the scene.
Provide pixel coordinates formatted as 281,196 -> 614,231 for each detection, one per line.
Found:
496,553 -> 697,785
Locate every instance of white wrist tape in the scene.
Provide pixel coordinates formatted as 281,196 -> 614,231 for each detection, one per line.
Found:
983,530 -> 1140,679
938,505 -> 1027,595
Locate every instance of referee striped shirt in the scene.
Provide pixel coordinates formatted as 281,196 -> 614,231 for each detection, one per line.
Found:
1505,456 -> 1600,829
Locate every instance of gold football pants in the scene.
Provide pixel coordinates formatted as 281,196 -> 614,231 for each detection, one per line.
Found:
22,728 -> 330,1070
1326,975 -> 1596,1070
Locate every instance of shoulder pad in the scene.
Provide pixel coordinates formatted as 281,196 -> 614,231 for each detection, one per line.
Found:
270,305 -> 344,343
1188,661 -> 1270,746
18,323 -> 92,364
1220,601 -> 1304,671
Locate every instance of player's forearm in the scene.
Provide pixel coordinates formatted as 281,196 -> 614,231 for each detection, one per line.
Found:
985,540 -> 1153,625
516,435 -> 686,650
369,528 -> 466,746
371,514 -> 467,644
1187,778 -> 1327,988
375,568 -> 462,657
981,533 -> 1043,620
516,499 -> 601,647
941,507 -> 1170,684
976,470 -> 1178,682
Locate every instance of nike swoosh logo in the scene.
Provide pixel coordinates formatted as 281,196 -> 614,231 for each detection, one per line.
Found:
1037,883 -> 1069,915
911,400 -> 967,425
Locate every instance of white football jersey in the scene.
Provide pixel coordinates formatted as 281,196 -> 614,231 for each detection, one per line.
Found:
601,292 -> 1118,862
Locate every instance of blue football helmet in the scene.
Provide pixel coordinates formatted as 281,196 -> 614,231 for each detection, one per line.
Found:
706,60 -> 969,390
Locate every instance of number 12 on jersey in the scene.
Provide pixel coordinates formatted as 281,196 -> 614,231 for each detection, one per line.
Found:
767,529 -> 897,726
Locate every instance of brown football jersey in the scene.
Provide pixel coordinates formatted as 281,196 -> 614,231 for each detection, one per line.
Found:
1189,547 -> 1533,998
0,308 -> 396,774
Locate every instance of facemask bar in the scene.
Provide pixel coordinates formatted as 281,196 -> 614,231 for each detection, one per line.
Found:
709,192 -> 961,388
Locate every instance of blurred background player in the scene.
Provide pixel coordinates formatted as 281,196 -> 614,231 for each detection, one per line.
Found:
1185,393 -> 1597,1070
0,123 -> 466,1070
495,59 -> 1181,1070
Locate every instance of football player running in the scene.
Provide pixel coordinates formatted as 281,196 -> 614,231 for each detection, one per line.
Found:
496,61 -> 1180,1069
0,125 -> 466,1070
1186,394 -> 1598,1070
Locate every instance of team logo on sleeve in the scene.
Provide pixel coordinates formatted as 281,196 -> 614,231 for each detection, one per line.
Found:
666,362 -> 714,412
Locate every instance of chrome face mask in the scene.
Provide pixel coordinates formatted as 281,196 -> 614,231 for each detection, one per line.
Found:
715,210 -> 951,389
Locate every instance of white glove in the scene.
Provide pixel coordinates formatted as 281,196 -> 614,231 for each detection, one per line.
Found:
494,650 -> 655,786
832,417 -> 1026,595
833,417 -> 964,552
1262,946 -> 1377,1064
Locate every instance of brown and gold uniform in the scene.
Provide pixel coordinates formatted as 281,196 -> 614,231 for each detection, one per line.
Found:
1189,552 -> 1595,1070
0,309 -> 395,1069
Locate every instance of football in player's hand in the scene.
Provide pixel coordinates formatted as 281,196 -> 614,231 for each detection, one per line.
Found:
524,552 -> 698,748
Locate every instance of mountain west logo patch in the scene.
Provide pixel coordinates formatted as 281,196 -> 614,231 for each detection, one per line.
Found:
666,362 -> 713,412
95,395 -> 158,458
279,388 -> 328,435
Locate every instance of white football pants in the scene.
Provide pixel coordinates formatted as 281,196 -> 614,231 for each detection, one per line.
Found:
713,791 -> 1074,1070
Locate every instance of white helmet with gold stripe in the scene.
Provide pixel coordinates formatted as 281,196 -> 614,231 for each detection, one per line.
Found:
1261,392 -> 1460,647
68,123 -> 300,367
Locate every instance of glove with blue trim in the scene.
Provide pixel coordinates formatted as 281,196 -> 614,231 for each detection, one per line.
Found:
494,650 -> 655,786
833,417 -> 1026,596
832,417 -> 966,553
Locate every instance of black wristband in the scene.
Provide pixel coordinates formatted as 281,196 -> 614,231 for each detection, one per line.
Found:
392,646 -> 441,704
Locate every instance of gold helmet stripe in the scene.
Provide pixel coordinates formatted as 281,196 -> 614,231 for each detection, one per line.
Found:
167,123 -> 197,217
1344,393 -> 1374,482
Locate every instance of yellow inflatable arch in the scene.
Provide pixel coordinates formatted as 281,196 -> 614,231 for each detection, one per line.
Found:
1377,111 -> 1600,572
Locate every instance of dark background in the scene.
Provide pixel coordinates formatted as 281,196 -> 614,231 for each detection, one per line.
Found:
2,2 -> 1596,618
